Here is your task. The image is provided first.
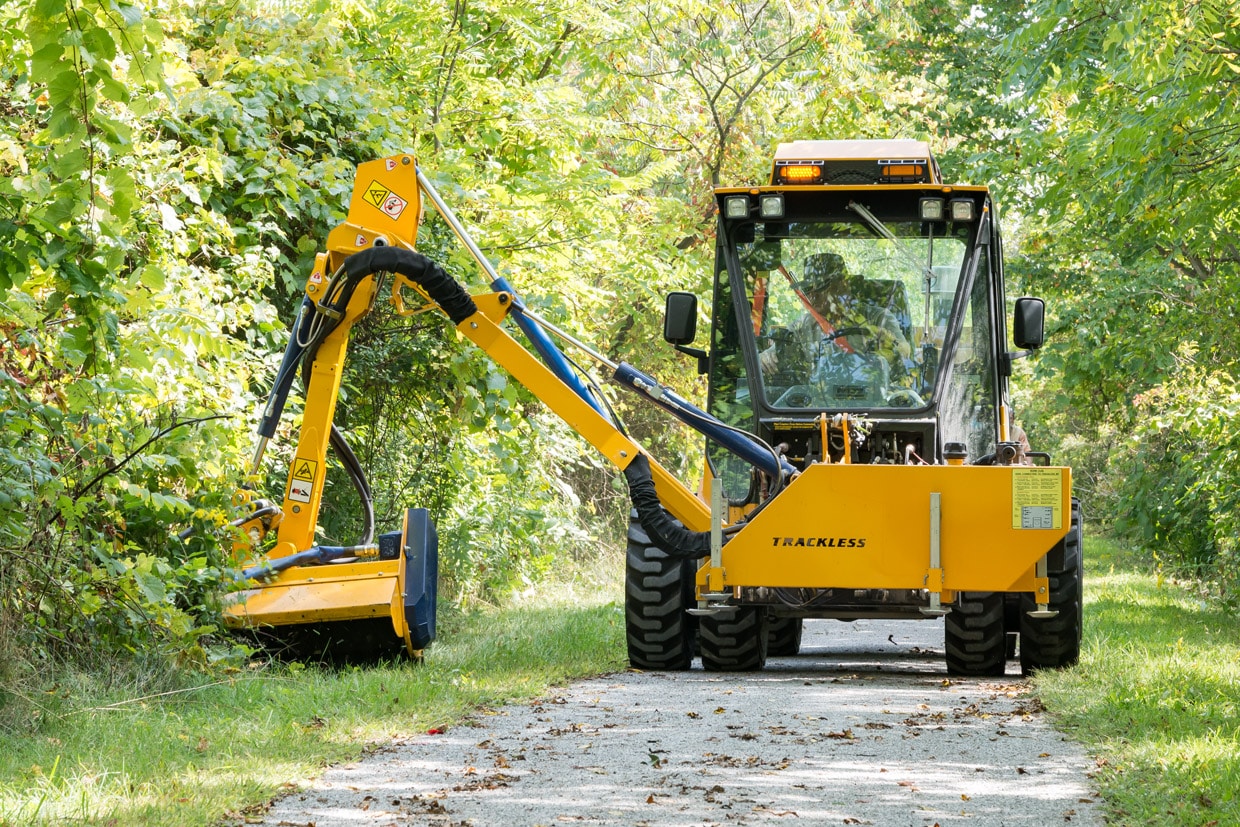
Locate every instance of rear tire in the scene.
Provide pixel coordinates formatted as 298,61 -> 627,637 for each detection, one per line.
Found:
944,592 -> 1007,676
766,614 -> 804,656
700,607 -> 768,671
1020,498 -> 1084,675
625,518 -> 696,670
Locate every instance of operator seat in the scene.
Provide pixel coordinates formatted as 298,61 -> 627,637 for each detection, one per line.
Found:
858,278 -> 914,342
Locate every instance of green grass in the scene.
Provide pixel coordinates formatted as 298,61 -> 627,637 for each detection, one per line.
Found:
0,586 -> 626,826
1034,535 -> 1240,825
7,537 -> 1238,825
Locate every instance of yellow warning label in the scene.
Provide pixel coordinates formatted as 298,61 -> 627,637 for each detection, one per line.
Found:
1012,468 -> 1062,529
288,458 -> 318,504
362,180 -> 390,210
293,458 -> 317,481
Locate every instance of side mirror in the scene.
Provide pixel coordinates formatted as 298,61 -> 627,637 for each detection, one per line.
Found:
1013,297 -> 1045,350
664,291 -> 698,345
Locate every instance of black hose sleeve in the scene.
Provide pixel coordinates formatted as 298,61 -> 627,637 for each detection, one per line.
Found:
256,298 -> 314,439
623,453 -> 712,559
344,247 -> 476,324
329,423 -> 375,546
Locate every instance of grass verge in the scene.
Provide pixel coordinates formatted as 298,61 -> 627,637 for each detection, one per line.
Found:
0,586 -> 626,826
1034,535 -> 1240,825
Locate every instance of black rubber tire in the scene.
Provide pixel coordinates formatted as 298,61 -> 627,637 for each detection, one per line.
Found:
944,591 -> 1008,676
1019,498 -> 1084,675
624,518 -> 696,670
766,614 -> 804,656
699,607 -> 769,671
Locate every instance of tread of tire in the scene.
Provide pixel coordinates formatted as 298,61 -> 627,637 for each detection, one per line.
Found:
699,608 -> 768,671
945,591 -> 1007,676
1020,499 -> 1084,675
625,522 -> 695,670
766,614 -> 803,657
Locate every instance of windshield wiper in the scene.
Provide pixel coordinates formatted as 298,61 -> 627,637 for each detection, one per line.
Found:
847,200 -> 937,345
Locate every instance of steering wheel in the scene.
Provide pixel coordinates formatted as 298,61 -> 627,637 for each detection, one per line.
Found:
774,383 -> 824,408
823,325 -> 870,345
885,388 -> 926,408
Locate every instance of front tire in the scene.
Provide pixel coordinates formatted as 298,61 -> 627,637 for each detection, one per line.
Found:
699,607 -> 768,671
945,592 -> 1008,676
766,614 -> 804,656
1019,498 -> 1084,675
625,518 -> 696,670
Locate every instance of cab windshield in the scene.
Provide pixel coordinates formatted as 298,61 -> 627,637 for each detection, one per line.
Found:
737,221 -> 968,411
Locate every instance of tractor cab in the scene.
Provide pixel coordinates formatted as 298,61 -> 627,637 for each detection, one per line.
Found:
669,140 -> 1036,503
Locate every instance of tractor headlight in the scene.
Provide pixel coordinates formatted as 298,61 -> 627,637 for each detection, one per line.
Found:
949,199 -> 976,222
724,195 -> 750,219
919,197 -> 945,221
759,194 -> 785,219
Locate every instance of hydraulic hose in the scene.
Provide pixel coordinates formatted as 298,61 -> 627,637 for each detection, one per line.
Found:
256,298 -> 315,440
329,423 -> 374,546
344,246 -> 476,324
269,247 -> 472,548
623,453 -> 713,559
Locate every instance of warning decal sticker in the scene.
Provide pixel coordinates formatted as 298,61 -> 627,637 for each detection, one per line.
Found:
362,180 -> 391,210
380,191 -> 408,220
1012,468 -> 1062,529
288,458 -> 318,504
361,180 -> 409,221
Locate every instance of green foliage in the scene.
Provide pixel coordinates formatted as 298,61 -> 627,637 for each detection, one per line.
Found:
0,0 -> 262,673
987,0 -> 1240,593
1113,365 -> 1240,600
880,0 -> 1240,596
3,0 -> 1235,724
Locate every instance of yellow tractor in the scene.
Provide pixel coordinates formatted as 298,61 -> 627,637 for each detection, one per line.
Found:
224,140 -> 1081,675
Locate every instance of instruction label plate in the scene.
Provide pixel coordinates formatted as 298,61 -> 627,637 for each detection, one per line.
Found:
288,458 -> 319,504
1011,468 -> 1062,529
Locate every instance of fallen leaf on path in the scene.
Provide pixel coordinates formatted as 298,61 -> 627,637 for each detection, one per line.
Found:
752,805 -> 797,816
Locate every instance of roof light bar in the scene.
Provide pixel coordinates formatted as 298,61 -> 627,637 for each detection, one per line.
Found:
775,162 -> 823,185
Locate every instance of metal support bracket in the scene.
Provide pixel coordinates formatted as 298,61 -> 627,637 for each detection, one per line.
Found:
921,492 -> 950,617
1027,555 -> 1058,618
697,476 -> 728,611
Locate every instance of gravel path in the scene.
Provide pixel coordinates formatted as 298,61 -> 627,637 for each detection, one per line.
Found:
259,618 -> 1102,826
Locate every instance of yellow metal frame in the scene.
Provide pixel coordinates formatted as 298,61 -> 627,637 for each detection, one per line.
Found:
226,156 -> 427,653
227,154 -> 711,651
695,463 -> 1068,605
229,152 -> 1070,652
